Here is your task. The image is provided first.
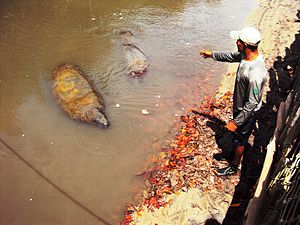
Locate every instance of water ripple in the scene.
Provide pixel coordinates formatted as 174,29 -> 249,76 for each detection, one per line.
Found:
73,111 -> 134,156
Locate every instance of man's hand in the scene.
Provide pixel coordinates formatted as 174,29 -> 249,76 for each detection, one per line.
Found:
200,50 -> 213,58
226,121 -> 238,132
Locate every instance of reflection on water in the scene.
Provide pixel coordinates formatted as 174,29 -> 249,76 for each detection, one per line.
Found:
0,0 -> 256,224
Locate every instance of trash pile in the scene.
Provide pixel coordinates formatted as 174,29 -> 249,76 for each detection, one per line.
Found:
121,92 -> 240,224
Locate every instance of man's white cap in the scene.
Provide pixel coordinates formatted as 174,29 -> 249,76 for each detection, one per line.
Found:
230,27 -> 261,46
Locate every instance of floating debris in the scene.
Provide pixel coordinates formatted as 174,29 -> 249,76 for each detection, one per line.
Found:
142,109 -> 150,115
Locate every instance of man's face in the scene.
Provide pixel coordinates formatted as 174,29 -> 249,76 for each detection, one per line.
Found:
236,39 -> 245,52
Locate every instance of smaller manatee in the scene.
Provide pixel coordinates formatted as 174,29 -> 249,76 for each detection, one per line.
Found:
52,64 -> 109,128
123,43 -> 149,77
118,30 -> 149,77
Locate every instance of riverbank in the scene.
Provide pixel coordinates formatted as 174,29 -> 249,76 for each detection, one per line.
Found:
120,0 -> 299,224
121,92 -> 238,225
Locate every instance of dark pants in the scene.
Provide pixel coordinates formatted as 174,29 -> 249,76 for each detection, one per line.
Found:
233,113 -> 257,147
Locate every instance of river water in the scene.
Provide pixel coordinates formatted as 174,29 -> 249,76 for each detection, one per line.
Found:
0,0 -> 256,224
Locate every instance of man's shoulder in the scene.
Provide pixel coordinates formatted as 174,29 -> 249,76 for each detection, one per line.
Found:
249,64 -> 267,82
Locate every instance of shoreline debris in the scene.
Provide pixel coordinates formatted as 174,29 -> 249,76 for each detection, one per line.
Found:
121,91 -> 240,224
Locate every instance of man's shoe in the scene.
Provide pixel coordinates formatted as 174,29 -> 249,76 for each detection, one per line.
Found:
216,164 -> 237,176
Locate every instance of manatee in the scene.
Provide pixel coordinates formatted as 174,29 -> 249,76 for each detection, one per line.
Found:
52,64 -> 109,128
124,43 -> 149,77
118,30 -> 149,77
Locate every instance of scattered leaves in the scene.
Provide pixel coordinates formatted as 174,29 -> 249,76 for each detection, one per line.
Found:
121,92 -> 240,224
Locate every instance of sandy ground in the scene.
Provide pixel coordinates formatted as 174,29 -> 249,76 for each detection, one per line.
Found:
121,0 -> 300,224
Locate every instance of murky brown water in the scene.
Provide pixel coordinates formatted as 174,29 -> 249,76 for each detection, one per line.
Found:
0,0 -> 256,224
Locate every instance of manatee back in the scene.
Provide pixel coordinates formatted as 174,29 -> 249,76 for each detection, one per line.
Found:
124,44 -> 149,76
52,64 -> 104,119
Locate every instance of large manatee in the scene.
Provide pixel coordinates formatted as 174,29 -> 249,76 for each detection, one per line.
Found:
52,64 -> 109,128
119,30 -> 149,77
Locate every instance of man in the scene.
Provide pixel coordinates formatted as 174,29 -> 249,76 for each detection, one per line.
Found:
200,27 -> 267,176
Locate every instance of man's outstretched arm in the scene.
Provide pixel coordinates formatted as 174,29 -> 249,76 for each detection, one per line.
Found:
200,50 -> 243,62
